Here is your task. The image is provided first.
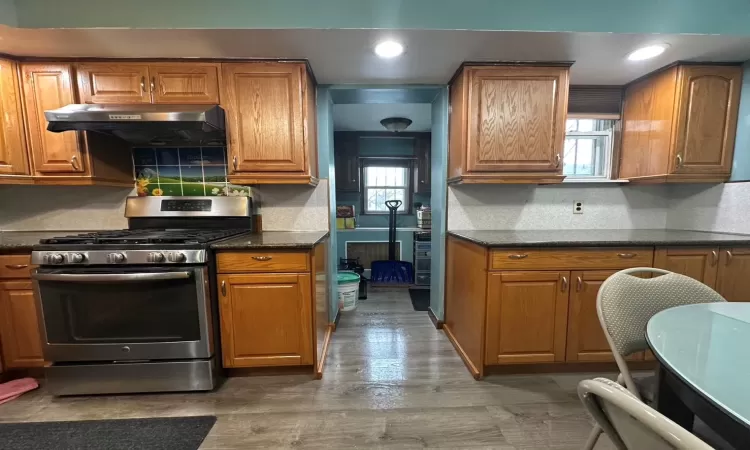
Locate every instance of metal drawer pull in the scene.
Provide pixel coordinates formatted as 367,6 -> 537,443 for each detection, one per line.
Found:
576,276 -> 582,292
252,256 -> 273,261
70,155 -> 80,170
617,253 -> 636,259
554,154 -> 561,168
150,77 -> 156,93
561,276 -> 568,292
508,254 -> 528,260
221,280 -> 226,296
676,154 -> 683,168
712,250 -> 718,266
140,76 -> 146,93
33,272 -> 190,282
726,250 -> 733,265
232,155 -> 238,171
5,264 -> 28,270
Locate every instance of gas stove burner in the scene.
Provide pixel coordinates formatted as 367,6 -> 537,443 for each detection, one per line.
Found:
40,229 -> 243,246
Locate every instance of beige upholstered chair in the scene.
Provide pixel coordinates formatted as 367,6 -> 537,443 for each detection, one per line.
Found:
583,267 -> 726,450
579,378 -> 714,450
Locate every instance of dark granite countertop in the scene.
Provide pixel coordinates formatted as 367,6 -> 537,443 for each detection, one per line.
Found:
0,230 -> 95,252
211,231 -> 330,250
448,229 -> 750,248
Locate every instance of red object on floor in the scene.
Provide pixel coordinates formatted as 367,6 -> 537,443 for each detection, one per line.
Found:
0,377 -> 39,405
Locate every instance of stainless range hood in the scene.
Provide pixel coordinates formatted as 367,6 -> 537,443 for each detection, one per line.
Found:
45,104 -> 226,146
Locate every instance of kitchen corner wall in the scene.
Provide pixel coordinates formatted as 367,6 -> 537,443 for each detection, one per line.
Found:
447,184 -> 670,230
255,181 -> 330,231
667,182 -> 750,234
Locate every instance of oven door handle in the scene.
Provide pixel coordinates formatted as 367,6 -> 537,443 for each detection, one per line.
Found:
32,272 -> 192,282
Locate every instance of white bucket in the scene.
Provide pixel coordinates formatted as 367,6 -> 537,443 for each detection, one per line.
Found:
338,282 -> 359,311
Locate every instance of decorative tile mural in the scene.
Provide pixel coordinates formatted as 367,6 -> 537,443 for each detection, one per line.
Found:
133,147 -> 251,197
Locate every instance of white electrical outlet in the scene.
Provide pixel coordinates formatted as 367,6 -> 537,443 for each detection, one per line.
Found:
573,201 -> 584,214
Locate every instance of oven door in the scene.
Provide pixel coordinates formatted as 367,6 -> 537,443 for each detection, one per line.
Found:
32,266 -> 212,362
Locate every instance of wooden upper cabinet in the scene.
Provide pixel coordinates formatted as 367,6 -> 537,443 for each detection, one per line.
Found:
717,248 -> 750,302
0,281 -> 45,369
620,64 -> 741,183
0,59 -> 29,176
77,63 -> 151,104
654,247 -> 718,288
218,273 -> 313,368
149,64 -> 220,104
333,133 -> 360,192
222,62 -> 317,184
485,271 -> 570,364
21,63 -> 86,175
448,64 -> 570,184
672,66 -> 741,176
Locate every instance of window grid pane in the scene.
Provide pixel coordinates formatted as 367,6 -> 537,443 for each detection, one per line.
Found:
364,165 -> 409,213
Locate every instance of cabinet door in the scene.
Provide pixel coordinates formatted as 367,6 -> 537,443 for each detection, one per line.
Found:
466,66 -> 569,173
566,271 -> 616,362
0,60 -> 29,176
0,281 -> 45,369
21,64 -> 86,174
717,248 -> 750,302
334,133 -> 359,192
218,273 -> 313,368
149,64 -> 220,104
672,66 -> 741,175
222,63 -> 307,173
654,247 -> 718,288
485,271 -> 570,364
415,135 -> 431,193
77,63 -> 151,104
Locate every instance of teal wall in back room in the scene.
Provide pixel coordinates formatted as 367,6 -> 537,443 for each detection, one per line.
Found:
11,0 -> 750,35
0,0 -> 17,26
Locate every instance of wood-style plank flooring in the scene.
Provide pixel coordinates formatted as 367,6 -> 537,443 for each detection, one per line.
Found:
0,288 -> 615,449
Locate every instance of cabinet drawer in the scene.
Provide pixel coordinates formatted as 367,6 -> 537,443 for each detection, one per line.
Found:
490,248 -> 654,271
0,255 -> 34,279
217,251 -> 309,273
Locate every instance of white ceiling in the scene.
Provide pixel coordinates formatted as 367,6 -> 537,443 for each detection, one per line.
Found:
1,27 -> 749,84
333,103 -> 431,132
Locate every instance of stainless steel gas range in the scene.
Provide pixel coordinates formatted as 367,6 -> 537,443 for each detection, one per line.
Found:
31,196 -> 253,396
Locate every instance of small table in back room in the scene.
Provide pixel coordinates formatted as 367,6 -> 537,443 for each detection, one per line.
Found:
646,303 -> 750,448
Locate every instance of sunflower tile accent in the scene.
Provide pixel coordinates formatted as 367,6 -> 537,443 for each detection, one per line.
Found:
133,147 -> 250,197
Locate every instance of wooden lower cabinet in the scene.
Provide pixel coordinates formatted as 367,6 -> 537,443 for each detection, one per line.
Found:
218,273 -> 313,368
717,248 -> 750,302
654,247 -> 718,288
216,241 -> 330,375
566,271 -> 615,362
0,280 -> 44,369
485,271 -> 570,364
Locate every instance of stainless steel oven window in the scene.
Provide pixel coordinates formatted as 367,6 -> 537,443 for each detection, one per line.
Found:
32,267 -> 212,362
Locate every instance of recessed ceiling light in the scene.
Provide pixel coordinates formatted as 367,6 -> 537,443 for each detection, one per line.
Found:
374,40 -> 404,58
627,44 -> 669,61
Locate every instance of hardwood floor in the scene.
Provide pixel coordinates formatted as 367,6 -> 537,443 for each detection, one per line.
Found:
0,288 -> 615,449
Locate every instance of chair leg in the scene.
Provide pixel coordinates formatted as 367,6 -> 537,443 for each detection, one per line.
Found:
584,425 -> 602,450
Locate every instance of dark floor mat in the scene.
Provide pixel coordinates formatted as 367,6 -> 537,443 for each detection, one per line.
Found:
409,288 -> 430,311
0,415 -> 217,450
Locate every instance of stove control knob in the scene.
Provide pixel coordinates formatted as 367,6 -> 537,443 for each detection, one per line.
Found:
107,252 -> 126,264
168,252 -> 187,263
48,253 -> 64,264
147,252 -> 165,263
69,253 -> 85,264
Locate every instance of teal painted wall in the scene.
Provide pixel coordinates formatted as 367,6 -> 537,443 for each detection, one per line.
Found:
11,0 -> 750,35
0,0 -> 17,26
730,61 -> 750,181
317,88 -> 338,322
429,88 -> 449,320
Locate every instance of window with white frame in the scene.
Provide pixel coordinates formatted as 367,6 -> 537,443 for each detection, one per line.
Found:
564,118 -> 616,180
362,162 -> 410,214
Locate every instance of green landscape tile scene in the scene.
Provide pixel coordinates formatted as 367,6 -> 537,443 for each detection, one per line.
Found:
133,147 -> 250,197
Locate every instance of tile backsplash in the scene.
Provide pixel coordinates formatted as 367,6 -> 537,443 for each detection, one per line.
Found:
133,147 -> 251,197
